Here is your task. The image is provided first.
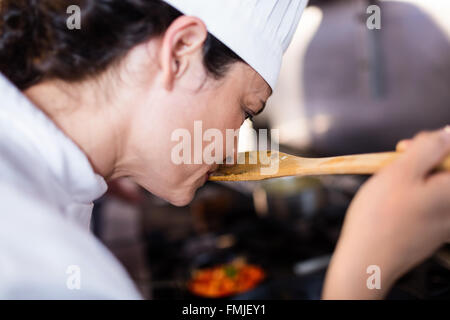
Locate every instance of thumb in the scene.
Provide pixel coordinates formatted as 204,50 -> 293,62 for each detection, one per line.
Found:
396,139 -> 411,152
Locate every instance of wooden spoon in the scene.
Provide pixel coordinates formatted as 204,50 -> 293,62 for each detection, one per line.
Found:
209,151 -> 450,182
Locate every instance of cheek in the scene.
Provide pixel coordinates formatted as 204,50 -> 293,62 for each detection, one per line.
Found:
206,96 -> 244,130
208,91 -> 247,153
202,103 -> 243,158
147,89 -> 243,188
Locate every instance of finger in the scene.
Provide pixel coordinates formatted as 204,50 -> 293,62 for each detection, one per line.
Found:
425,173 -> 450,226
396,139 -> 412,152
427,172 -> 450,191
402,127 -> 450,180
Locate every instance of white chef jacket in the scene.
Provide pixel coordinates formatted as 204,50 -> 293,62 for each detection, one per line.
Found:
0,74 -> 141,299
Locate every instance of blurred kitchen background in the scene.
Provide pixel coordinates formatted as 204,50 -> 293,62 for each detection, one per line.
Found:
92,0 -> 450,299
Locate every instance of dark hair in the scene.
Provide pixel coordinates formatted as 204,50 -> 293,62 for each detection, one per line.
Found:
0,0 -> 243,90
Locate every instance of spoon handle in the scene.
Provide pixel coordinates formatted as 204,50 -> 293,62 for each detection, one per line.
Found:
209,151 -> 450,181
296,152 -> 401,175
296,151 -> 450,176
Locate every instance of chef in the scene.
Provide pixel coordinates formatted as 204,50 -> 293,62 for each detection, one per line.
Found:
0,0 -> 449,299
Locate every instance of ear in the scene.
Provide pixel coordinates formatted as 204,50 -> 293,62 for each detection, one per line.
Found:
159,16 -> 208,90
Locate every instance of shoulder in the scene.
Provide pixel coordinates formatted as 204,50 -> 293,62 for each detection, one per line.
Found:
0,182 -> 141,299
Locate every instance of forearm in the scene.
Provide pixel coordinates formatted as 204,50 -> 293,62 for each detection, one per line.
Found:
321,128 -> 450,299
321,239 -> 399,300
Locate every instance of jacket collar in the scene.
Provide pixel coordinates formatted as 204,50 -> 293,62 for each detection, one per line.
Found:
0,74 -> 107,204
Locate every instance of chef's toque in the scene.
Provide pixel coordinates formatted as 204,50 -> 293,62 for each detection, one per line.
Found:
163,0 -> 308,89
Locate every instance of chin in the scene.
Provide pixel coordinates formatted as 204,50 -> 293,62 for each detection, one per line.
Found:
166,189 -> 197,207
148,175 -> 205,207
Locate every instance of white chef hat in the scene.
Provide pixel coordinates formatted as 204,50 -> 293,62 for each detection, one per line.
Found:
162,0 -> 308,90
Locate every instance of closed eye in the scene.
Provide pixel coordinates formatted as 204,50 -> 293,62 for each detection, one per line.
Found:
244,110 -> 254,121
241,104 -> 256,121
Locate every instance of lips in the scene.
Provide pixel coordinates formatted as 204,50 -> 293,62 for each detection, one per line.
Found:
205,171 -> 213,181
204,165 -> 219,182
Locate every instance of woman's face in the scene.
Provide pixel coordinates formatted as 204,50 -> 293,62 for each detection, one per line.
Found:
124,61 -> 271,206
107,16 -> 272,206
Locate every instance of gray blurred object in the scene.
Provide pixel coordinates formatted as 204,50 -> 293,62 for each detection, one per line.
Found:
258,0 -> 450,155
293,254 -> 331,276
